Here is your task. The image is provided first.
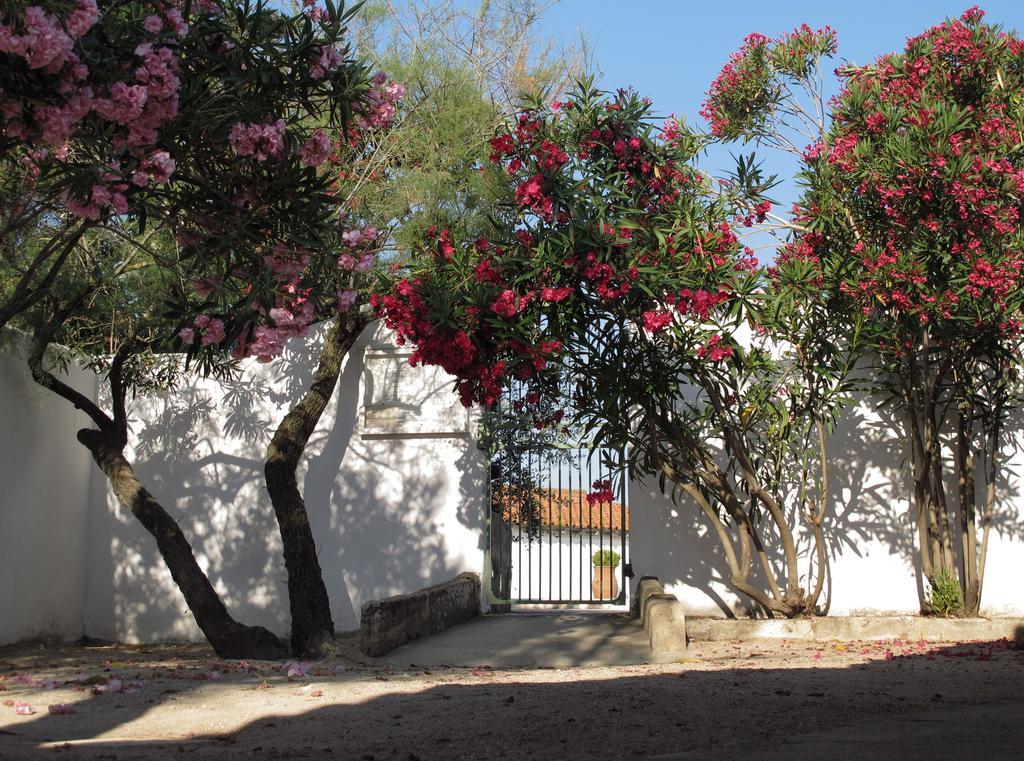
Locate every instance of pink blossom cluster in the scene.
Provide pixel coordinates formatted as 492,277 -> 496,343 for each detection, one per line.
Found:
585,480 -> 614,506
298,128 -> 331,167
224,246 -> 320,361
337,225 -> 378,272
355,72 -> 405,129
336,289 -> 357,311
179,314 -> 226,347
118,43 -> 182,147
61,162 -> 130,219
0,2 -> 96,145
227,224 -> 379,362
641,309 -> 673,333
0,3 -> 91,70
699,32 -> 770,137
1,3 -> 183,151
229,118 -> 286,162
264,245 -> 311,288
237,296 -> 317,363
696,334 -> 733,362
1,2 -> 187,223
131,150 -> 176,187
309,45 -> 343,80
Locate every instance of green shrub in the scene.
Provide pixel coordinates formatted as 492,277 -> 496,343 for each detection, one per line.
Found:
592,550 -> 621,568
927,569 -> 964,617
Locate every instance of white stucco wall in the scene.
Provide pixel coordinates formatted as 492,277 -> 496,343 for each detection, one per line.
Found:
0,335 -> 97,644
508,527 -> 628,605
3,319 -> 1023,645
627,400 -> 1024,617
81,322 -> 488,642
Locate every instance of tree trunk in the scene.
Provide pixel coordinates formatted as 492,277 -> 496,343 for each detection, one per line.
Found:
79,429 -> 288,659
29,343 -> 287,660
956,407 -> 981,614
265,313 -> 368,657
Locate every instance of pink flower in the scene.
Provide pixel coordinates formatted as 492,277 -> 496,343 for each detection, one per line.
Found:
337,289 -> 357,311
164,9 -> 189,38
310,46 -> 343,80
143,15 -> 164,34
0,7 -> 74,71
200,318 -> 226,346
229,119 -> 286,162
354,253 -> 375,273
145,150 -> 175,181
178,327 -> 195,345
285,661 -> 311,679
66,0 -> 99,38
94,82 -> 148,125
696,335 -> 733,362
299,128 -> 331,167
540,286 -> 572,302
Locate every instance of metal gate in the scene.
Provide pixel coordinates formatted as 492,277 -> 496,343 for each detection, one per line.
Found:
487,443 -> 630,606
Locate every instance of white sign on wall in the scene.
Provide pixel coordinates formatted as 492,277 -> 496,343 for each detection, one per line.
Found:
361,350 -> 470,437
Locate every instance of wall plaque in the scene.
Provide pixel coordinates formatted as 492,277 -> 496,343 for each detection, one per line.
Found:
361,351 -> 470,437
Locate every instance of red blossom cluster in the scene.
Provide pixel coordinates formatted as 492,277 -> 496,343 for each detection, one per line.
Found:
377,85 -> 751,409
701,24 -> 836,141
785,7 -> 1024,343
700,32 -> 771,138
585,480 -> 614,506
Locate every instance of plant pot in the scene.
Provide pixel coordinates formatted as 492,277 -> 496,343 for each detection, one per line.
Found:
591,564 -> 619,601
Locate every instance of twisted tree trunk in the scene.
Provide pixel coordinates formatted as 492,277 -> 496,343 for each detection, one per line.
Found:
265,313 -> 369,657
30,343 -> 287,659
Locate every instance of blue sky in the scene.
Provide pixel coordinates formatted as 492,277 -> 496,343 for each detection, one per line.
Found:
542,1 -> 1024,251
545,1 -> 1024,122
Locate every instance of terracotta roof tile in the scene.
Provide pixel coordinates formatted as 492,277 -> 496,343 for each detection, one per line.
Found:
491,485 -> 629,531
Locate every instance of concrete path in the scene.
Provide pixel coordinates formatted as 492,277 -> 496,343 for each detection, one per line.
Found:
380,611 -> 653,668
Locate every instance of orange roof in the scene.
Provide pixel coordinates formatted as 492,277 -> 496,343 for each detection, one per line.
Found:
492,485 -> 629,531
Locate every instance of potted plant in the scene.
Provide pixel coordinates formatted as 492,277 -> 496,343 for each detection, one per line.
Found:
591,550 -> 621,601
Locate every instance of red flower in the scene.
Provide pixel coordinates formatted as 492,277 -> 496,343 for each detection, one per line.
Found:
642,309 -> 673,332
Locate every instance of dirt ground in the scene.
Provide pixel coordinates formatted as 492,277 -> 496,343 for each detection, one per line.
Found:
1,633 -> 1022,760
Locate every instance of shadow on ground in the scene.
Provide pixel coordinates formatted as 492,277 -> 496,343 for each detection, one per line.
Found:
1,634 -> 1023,761
382,611 -> 652,668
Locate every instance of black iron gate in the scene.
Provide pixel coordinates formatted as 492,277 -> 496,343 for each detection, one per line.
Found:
488,443 -> 630,606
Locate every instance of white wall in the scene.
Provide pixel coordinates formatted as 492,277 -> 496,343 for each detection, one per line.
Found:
81,322 -> 488,642
508,527 -> 628,606
0,334 -> 97,644
627,399 -> 1024,617
4,319 -> 1023,645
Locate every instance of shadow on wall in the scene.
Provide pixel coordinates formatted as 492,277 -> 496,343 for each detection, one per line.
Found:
83,321 -> 488,642
628,401 -> 1024,618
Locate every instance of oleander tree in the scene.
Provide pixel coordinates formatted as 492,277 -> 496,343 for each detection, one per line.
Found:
4,0 -> 582,656
2,0 -> 394,658
376,81 -> 855,617
704,9 -> 1024,615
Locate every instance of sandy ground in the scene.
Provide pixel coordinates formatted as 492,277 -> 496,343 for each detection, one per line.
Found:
0,633 -> 1022,760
